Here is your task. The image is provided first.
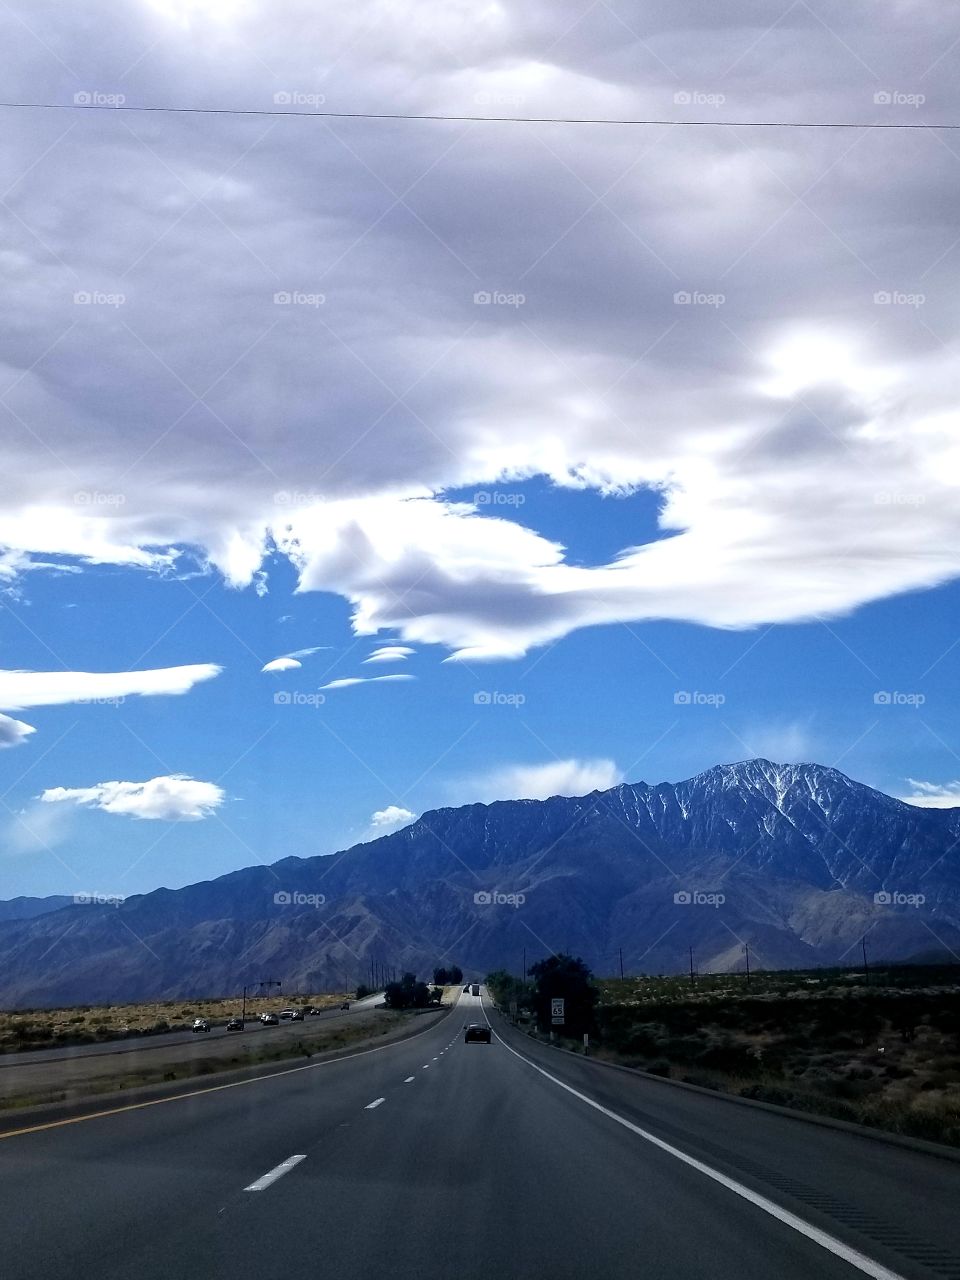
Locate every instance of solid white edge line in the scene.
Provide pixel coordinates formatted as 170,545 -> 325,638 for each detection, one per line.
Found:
492,1028 -> 907,1280
365,1097 -> 386,1110
244,1153 -> 306,1191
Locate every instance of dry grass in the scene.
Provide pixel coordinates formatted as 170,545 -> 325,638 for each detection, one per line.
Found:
0,991 -> 353,1053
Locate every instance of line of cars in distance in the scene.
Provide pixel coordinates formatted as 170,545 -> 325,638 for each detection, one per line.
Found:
191,1001 -> 352,1034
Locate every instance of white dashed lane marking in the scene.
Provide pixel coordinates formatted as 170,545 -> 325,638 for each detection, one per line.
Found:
365,1098 -> 386,1110
404,1076 -> 415,1083
244,1155 -> 306,1192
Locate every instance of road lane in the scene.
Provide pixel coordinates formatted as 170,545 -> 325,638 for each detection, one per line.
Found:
0,990 -> 958,1280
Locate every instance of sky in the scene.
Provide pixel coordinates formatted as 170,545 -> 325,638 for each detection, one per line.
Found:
2,0 -> 960,900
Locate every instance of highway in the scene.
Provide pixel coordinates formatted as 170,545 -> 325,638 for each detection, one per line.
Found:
0,992 -> 386,1067
1,989 -> 959,1280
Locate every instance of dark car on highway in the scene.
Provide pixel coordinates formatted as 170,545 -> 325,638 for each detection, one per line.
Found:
261,1013 -> 279,1026
464,1024 -> 491,1043
225,1017 -> 243,1031
191,1018 -> 210,1033
340,1001 -> 350,1010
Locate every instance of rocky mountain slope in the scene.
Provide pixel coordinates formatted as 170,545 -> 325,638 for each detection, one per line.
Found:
1,760 -> 957,1007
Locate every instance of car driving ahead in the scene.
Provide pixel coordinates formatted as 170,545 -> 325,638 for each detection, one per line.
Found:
191,1018 -> 210,1033
464,1024 -> 491,1043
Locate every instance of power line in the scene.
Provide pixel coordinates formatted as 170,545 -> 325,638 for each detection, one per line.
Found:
0,100 -> 958,130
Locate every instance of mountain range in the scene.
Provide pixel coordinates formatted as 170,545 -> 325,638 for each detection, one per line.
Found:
1,759 -> 958,1008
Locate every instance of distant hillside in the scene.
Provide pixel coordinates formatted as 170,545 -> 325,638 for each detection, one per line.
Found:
1,760 -> 958,1007
0,894 -> 74,924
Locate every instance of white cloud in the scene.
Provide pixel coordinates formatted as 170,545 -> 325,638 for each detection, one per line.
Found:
39,775 -> 226,821
461,758 -> 622,804
1,5 -> 959,660
0,664 -> 222,711
900,779 -> 960,809
0,712 -> 36,749
261,656 -> 302,672
320,673 -> 415,691
261,646 -> 328,672
370,805 -> 416,831
363,646 -> 416,663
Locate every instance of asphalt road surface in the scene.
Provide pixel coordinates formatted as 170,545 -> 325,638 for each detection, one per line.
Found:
2,989 -> 959,1280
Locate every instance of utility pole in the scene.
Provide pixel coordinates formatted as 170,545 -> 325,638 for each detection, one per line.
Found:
689,946 -> 695,986
522,947 -> 526,983
862,935 -> 869,984
744,943 -> 751,984
619,947 -> 624,981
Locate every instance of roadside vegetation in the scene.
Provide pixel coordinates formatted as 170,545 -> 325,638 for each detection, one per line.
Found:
488,959 -> 960,1148
0,991 -> 353,1054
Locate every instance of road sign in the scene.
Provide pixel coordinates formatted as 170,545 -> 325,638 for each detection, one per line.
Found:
509,1000 -> 518,1014
551,997 -> 565,1025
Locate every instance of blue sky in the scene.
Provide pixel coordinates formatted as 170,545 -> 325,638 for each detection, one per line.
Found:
4,478 -> 959,899
2,3 -> 960,899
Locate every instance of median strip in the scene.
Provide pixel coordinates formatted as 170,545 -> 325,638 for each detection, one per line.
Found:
244,1154 -> 306,1192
